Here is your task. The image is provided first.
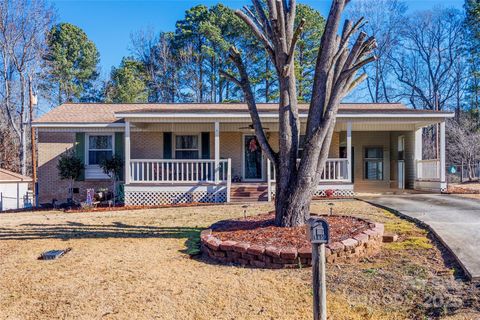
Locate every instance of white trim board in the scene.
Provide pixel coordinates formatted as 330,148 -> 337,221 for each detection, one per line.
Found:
115,112 -> 454,120
33,112 -> 455,129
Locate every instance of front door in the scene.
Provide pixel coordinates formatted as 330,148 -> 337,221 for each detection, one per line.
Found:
243,135 -> 263,181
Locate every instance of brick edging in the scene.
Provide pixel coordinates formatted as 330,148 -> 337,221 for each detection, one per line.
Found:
200,218 -> 384,269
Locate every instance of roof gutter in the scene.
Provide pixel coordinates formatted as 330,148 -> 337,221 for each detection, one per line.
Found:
32,111 -> 455,128
32,122 -> 125,128
114,112 -> 455,119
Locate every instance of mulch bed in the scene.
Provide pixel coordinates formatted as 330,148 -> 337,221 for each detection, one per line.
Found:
211,213 -> 369,249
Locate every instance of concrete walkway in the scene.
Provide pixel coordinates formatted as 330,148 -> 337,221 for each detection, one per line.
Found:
360,194 -> 480,281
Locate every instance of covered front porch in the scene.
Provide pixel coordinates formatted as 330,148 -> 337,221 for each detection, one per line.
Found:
118,108 -> 451,206
121,118 -> 353,206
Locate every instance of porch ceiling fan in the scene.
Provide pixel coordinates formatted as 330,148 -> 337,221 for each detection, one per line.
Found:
238,124 -> 270,131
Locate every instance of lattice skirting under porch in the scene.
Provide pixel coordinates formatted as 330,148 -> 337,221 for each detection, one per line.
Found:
124,185 -> 227,206
313,188 -> 355,198
269,184 -> 355,200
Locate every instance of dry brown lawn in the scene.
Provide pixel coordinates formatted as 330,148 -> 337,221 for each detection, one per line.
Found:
0,200 -> 479,320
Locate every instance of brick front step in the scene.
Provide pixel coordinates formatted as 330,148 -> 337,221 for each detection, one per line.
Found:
231,187 -> 268,191
231,192 -> 265,197
230,184 -> 269,202
230,197 -> 268,203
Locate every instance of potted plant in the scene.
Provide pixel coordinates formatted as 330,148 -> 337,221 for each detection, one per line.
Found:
57,150 -> 84,205
100,156 -> 123,206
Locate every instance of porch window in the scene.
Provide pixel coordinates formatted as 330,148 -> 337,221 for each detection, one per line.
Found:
364,147 -> 383,180
88,135 -> 113,165
175,135 -> 199,159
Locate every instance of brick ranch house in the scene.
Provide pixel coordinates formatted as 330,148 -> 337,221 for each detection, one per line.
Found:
33,103 -> 454,205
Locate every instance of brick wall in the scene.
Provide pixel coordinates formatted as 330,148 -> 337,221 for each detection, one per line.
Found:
330,132 -> 340,158
37,132 -> 112,204
220,132 -> 243,178
131,132 -> 163,159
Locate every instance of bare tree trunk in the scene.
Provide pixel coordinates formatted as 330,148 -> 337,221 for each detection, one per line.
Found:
274,71 -> 302,225
211,56 -> 216,102
265,57 -> 270,102
199,56 -> 204,102
19,73 -> 27,175
225,81 -> 230,100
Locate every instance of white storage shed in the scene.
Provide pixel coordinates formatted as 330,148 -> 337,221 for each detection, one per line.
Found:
0,169 -> 32,211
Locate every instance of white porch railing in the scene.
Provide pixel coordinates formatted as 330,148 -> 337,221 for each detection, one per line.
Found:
267,158 -> 350,200
129,159 -> 231,184
319,158 -> 350,182
267,158 -> 350,183
416,159 -> 440,181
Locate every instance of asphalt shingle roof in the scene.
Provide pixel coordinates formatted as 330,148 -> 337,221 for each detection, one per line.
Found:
33,102 -> 450,124
0,169 -> 32,182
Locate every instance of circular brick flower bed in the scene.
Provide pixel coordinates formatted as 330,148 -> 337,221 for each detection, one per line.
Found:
200,213 -> 384,269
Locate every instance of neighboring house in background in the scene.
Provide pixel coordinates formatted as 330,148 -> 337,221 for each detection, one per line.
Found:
0,169 -> 32,211
32,103 -> 454,206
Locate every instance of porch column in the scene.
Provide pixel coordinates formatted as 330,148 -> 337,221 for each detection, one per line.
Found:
125,121 -> 131,184
346,121 -> 352,183
414,127 -> 423,180
214,121 -> 220,184
440,121 -> 446,184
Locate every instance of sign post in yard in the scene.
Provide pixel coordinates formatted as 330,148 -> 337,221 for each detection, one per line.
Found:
307,217 -> 329,320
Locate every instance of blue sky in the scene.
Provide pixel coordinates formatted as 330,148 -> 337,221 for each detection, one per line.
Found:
52,0 -> 464,76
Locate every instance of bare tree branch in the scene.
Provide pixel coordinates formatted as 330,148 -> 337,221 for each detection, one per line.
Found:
235,10 -> 275,60
224,47 -> 277,163
283,18 -> 305,76
219,70 -> 241,87
252,0 -> 272,37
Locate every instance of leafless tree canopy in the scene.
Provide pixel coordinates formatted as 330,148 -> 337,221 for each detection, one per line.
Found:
345,0 -> 406,103
447,114 -> 480,180
390,8 -> 466,111
0,0 -> 53,174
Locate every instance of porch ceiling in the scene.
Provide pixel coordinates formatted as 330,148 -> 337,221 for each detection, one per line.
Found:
128,118 -> 444,133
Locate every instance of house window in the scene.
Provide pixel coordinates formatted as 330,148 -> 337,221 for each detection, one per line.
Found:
175,135 -> 199,159
364,147 -> 383,180
88,135 -> 113,165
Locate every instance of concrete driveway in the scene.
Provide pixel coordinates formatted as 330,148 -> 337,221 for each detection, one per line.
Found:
360,194 -> 480,281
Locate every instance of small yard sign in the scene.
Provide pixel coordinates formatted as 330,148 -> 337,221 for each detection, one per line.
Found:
307,217 -> 329,320
38,248 -> 71,260
86,188 -> 94,206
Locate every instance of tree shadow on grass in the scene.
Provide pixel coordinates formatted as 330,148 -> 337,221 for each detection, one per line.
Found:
1,221 -> 204,258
